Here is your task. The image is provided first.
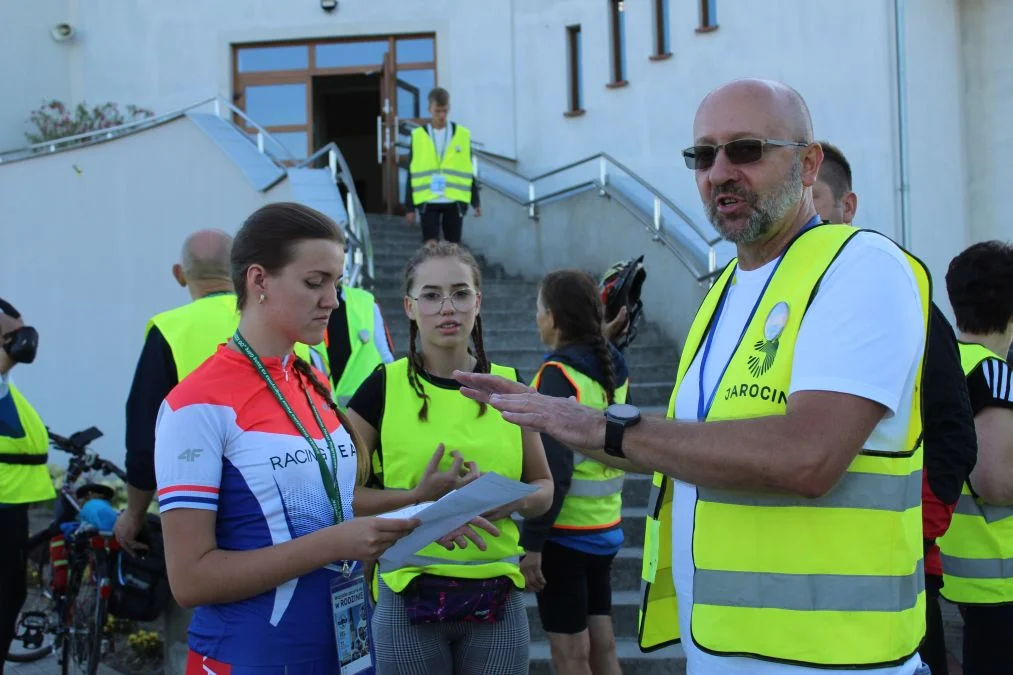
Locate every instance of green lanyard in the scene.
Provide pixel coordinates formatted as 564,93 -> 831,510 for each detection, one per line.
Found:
233,331 -> 344,526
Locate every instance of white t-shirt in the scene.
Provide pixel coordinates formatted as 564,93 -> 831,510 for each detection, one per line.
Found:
427,124 -> 453,204
671,232 -> 925,675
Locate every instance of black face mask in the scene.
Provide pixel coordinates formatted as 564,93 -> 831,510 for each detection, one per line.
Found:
0,298 -> 39,365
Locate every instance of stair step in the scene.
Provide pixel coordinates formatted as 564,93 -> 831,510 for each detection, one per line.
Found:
528,639 -> 686,674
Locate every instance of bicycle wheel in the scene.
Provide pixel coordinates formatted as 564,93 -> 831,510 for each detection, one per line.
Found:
5,535 -> 56,663
60,549 -> 109,675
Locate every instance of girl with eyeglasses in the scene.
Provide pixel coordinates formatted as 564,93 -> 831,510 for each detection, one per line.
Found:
346,241 -> 554,675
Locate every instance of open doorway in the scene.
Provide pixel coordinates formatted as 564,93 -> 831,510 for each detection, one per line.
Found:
312,74 -> 383,213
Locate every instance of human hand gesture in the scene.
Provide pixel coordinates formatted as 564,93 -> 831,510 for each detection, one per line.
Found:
412,443 -> 480,503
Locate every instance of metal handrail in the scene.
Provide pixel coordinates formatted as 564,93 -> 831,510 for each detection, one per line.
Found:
0,96 -> 373,289
295,142 -> 375,286
397,120 -> 721,282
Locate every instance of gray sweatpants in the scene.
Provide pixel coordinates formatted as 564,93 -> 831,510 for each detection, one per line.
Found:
371,578 -> 529,675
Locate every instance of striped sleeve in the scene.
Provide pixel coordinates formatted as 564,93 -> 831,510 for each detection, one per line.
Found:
982,358 -> 1013,406
153,399 -> 226,512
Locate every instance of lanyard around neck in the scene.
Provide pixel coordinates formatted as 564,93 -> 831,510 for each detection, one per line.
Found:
695,216 -> 823,420
233,331 -> 344,525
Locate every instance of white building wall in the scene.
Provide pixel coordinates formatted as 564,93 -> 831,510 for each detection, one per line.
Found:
510,0 -> 969,307
961,0 -> 1013,246
0,119 -> 295,465
0,0 -> 72,150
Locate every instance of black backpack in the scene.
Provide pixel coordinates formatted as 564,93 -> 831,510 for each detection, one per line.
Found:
109,514 -> 171,622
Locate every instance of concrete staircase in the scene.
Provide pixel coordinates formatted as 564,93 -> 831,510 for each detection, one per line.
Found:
365,214 -> 686,673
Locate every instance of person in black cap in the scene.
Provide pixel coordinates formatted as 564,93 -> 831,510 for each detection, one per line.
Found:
0,298 -> 54,671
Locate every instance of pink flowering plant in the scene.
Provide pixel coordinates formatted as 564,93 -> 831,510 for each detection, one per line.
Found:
25,100 -> 154,144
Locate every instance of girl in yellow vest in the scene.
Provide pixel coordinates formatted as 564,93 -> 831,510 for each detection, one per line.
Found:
520,270 -> 630,675
346,241 -> 553,675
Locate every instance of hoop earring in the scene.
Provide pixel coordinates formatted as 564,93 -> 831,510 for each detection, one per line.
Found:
259,293 -> 265,304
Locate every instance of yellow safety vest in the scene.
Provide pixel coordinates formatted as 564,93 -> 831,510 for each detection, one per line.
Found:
0,382 -> 56,504
147,293 -> 239,381
638,224 -> 930,667
533,361 -> 628,533
409,124 -> 474,204
938,343 -> 1013,605
306,286 -> 386,407
377,358 -> 524,593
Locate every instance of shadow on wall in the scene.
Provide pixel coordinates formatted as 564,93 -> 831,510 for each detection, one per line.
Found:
465,187 -> 708,347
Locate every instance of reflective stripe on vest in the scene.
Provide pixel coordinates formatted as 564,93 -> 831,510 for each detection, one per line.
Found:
377,358 -> 524,593
938,343 -> 1013,605
147,293 -> 240,381
637,224 -> 930,667
532,361 -> 628,532
0,383 -> 56,504
409,124 -> 474,204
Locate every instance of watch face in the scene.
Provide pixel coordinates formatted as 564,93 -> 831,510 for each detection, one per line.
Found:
609,403 -> 639,422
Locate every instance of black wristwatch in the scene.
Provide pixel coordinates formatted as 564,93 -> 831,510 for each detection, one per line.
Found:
604,403 -> 641,457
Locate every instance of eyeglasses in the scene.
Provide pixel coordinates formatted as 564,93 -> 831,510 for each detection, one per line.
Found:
682,138 -> 809,171
410,288 -> 479,315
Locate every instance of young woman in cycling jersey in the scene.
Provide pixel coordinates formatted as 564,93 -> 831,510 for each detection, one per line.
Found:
520,269 -> 630,675
154,203 -> 424,675
346,241 -> 554,675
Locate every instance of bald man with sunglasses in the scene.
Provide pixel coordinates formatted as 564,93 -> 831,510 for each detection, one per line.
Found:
456,79 -> 932,674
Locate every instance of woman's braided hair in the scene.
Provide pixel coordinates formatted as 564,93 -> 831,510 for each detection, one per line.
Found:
539,269 -> 616,403
403,242 -> 489,421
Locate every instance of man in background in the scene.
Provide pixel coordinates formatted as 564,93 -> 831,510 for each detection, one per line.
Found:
813,142 -> 978,675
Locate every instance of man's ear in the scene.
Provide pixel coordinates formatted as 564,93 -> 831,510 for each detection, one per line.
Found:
172,263 -> 187,288
843,191 -> 858,224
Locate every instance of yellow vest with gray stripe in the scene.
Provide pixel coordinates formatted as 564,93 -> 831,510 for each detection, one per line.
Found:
0,383 -> 56,504
378,358 -> 524,593
146,293 -> 239,381
938,343 -> 1013,605
533,361 -> 627,533
638,224 -> 929,667
304,286 -> 386,408
409,124 -> 474,204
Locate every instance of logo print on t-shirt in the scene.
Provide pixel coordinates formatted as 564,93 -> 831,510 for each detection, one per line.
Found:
747,301 -> 789,378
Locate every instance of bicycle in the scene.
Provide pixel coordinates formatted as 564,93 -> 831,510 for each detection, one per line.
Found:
5,426 -> 127,675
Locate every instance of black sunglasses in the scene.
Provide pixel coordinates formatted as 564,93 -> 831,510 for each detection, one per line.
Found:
682,138 -> 809,170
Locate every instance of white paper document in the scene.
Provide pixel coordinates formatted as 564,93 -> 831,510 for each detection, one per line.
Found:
377,472 -> 537,567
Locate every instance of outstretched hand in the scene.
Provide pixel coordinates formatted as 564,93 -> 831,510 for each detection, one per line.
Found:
454,370 -> 607,451
413,443 -> 480,503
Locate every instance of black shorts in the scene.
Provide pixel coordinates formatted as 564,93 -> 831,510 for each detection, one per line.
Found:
534,539 -> 616,635
419,202 -> 464,244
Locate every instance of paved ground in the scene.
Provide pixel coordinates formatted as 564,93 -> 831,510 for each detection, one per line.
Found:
9,603 -> 968,675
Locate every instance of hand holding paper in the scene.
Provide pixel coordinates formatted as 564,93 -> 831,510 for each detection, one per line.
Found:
377,472 -> 537,567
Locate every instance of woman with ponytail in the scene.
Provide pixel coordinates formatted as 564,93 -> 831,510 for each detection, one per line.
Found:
346,241 -> 553,674
520,269 -> 631,675
154,203 -> 428,674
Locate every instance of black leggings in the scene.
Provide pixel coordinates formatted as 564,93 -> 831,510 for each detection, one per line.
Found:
962,601 -> 1013,675
0,504 -> 29,672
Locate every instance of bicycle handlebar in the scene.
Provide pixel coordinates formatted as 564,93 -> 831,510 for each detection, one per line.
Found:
47,426 -> 127,483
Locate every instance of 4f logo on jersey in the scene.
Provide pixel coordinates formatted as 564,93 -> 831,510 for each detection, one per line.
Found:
178,448 -> 203,462
747,301 -> 789,378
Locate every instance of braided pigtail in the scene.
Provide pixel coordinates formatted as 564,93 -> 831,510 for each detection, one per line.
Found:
470,314 -> 490,417
406,320 -> 431,421
589,333 -> 617,403
292,357 -> 371,486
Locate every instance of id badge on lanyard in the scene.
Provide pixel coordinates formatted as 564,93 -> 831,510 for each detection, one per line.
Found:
430,174 -> 447,194
331,563 -> 375,674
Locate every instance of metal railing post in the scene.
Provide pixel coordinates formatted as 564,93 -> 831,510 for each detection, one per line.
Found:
528,183 -> 536,220
328,149 -> 338,181
653,196 -> 662,232
213,99 -> 220,118
599,156 -> 608,190
256,132 -> 264,154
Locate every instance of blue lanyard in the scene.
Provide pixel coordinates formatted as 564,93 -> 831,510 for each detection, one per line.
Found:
695,216 -> 823,420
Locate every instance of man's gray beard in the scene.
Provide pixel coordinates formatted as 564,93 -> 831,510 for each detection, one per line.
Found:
708,157 -> 803,244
